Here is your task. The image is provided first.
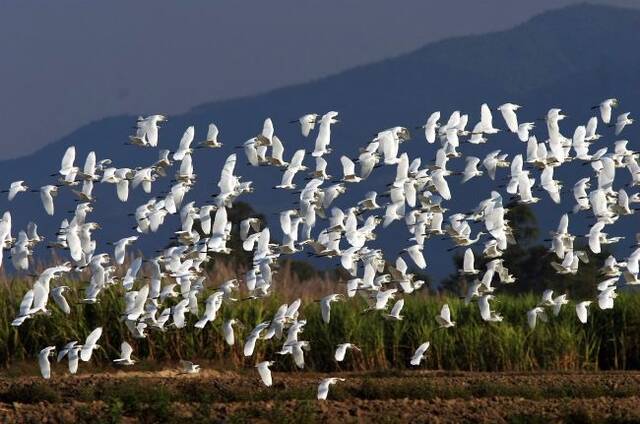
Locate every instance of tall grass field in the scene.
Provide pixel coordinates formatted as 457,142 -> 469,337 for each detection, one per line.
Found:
1,260 -> 639,372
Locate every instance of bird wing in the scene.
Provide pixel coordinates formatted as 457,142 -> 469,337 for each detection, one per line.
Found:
255,228 -> 270,257
223,321 -> 235,345
271,136 -> 285,162
527,309 -> 538,329
39,352 -> 51,379
480,104 -> 493,129
257,364 -> 272,386
510,154 -> 523,177
290,149 -> 305,168
243,334 -> 258,357
557,214 -> 569,235
340,156 -> 355,177
129,285 -> 149,318
85,327 -> 103,347
128,257 -> 143,278
441,304 -> 451,322
576,304 -> 588,323
60,146 -> 76,173
279,168 -> 296,187
120,341 -> 133,359
335,344 -> 347,361
116,180 -> 129,202
599,103 -> 611,124
52,289 -> 71,314
40,189 -> 55,216
31,283 -> 48,313
382,135 -> 399,164
407,245 -> 426,269
479,297 -> 491,321
244,142 -> 260,166
18,289 -> 35,316
317,381 -> 330,400
207,123 -> 219,141
315,156 -> 327,173
395,257 -> 408,276
80,152 -> 96,177
313,126 -> 330,156
179,153 -> 193,177
390,299 -> 404,317
321,300 -> 331,323
280,212 -> 293,235
425,112 -> 439,143
463,156 -> 480,180
394,154 -> 409,185
218,155 -> 237,193
199,207 -> 213,235
67,229 -> 82,261
463,249 -> 474,271
588,222 -> 604,254
211,207 -> 228,235
413,341 -> 430,360
432,172 -> 451,200
501,107 -> 518,132
261,118 -> 274,142
301,118 -> 314,137
114,242 -> 126,265
174,126 -> 195,160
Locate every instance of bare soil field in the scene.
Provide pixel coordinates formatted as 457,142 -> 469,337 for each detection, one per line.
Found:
1,368 -> 640,423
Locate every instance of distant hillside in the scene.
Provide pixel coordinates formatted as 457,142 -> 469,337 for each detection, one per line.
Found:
2,3 -> 639,279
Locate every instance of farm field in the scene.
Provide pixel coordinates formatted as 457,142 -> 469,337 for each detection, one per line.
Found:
1,369 -> 640,423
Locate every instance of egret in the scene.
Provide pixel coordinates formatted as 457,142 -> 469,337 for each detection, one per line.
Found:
527,307 -> 546,329
410,342 -> 430,366
317,377 -> 345,400
615,112 -> 633,135
179,360 -> 201,374
385,298 -> 404,320
576,301 -> 592,324
222,319 -> 241,346
113,341 -> 136,365
497,103 -> 521,133
38,346 -> 56,379
292,114 -> 319,137
130,115 -> 167,147
256,361 -> 274,386
335,343 -> 360,362
199,123 -> 222,148
51,286 -> 71,314
593,98 -> 617,124
319,293 -> 343,324
460,248 -> 479,274
435,304 -> 455,328
38,185 -> 59,216
5,181 -> 29,201
80,327 -> 103,362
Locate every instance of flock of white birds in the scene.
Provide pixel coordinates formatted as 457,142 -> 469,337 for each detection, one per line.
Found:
3,98 -> 640,400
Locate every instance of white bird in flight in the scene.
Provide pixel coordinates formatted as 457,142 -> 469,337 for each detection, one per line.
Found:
80,327 -> 103,362
113,341 -> 136,365
317,377 -> 345,400
38,346 -> 56,379
410,341 -> 430,366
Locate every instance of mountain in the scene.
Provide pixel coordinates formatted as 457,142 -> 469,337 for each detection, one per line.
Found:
2,3 -> 639,280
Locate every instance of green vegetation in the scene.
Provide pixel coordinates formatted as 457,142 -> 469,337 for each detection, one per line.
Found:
0,203 -> 635,373
2,270 -> 640,371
